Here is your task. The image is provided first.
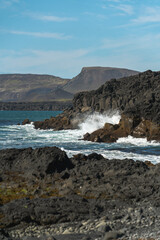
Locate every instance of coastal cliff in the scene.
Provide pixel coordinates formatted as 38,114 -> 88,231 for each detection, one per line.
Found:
30,70 -> 160,142
72,70 -> 159,124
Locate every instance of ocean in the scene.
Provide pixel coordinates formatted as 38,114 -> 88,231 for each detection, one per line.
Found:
0,111 -> 160,164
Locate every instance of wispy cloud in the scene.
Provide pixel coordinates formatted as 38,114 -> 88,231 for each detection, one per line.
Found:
0,0 -> 19,8
115,4 -> 134,15
102,0 -> 131,4
28,13 -> 77,22
0,49 -> 90,77
1,44 -> 160,77
103,0 -> 132,2
132,7 -> 160,24
105,0 -> 120,2
8,30 -> 72,40
102,33 -> 160,51
109,4 -> 134,15
84,12 -> 107,19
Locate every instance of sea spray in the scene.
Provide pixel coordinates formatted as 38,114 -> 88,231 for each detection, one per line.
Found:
78,111 -> 121,134
117,135 -> 160,146
0,111 -> 160,163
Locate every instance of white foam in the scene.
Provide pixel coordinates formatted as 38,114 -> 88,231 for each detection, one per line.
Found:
78,111 -> 120,134
1,114 -> 160,164
117,135 -> 160,146
63,148 -> 160,164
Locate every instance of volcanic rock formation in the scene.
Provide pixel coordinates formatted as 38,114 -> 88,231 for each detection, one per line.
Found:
28,70 -> 160,142
72,70 -> 159,124
83,114 -> 160,143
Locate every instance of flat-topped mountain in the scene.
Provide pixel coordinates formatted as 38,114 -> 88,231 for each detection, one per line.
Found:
63,67 -> 139,93
0,73 -> 72,102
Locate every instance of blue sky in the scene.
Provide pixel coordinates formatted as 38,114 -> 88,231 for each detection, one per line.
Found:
1,0 -> 160,77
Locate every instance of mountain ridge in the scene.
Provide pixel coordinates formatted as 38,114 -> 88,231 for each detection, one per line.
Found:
0,67 -> 139,102
0,73 -> 71,102
63,66 -> 139,93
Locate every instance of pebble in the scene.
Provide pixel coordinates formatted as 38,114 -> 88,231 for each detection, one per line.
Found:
103,231 -> 122,240
6,204 -> 160,240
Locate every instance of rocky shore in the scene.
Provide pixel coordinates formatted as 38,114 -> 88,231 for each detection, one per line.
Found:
83,114 -> 160,142
23,70 -> 160,143
1,70 -> 160,239
0,147 -> 160,239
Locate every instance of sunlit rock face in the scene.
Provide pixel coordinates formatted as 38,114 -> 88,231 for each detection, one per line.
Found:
83,115 -> 160,143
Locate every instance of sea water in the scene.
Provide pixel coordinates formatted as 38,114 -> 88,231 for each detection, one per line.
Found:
0,111 -> 160,164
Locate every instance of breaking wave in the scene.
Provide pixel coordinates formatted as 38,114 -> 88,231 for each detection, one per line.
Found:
117,135 -> 160,146
78,111 -> 120,134
0,111 -> 160,164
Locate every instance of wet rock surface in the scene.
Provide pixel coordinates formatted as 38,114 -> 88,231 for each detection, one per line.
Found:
83,114 -> 160,142
0,147 -> 160,239
33,115 -> 73,130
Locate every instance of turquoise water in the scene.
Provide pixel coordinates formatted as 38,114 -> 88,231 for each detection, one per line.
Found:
0,111 -> 160,164
0,110 -> 62,125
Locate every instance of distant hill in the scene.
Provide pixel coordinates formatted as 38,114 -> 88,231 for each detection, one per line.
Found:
0,68 -> 139,102
0,74 -> 72,102
63,67 -> 139,93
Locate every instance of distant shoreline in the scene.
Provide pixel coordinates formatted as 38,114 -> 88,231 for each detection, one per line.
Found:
0,101 -> 72,111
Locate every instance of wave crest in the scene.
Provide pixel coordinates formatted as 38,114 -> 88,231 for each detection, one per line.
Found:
78,111 -> 121,134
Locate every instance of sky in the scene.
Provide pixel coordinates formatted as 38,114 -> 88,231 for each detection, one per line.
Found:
1,0 -> 160,78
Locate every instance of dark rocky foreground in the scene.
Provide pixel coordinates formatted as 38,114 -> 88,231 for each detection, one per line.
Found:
0,147 -> 160,239
24,70 -> 160,142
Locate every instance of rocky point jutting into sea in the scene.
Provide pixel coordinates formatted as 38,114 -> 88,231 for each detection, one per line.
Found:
0,70 -> 160,240
28,70 -> 160,142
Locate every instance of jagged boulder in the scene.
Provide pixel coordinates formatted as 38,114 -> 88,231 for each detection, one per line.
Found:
0,147 -> 74,180
83,115 -> 160,143
22,118 -> 30,125
34,116 -> 73,130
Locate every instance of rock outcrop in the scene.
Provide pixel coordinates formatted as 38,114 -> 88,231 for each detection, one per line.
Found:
72,70 -> 160,124
83,114 -> 160,142
34,115 -> 73,130
27,70 -> 160,142
0,147 -> 73,182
